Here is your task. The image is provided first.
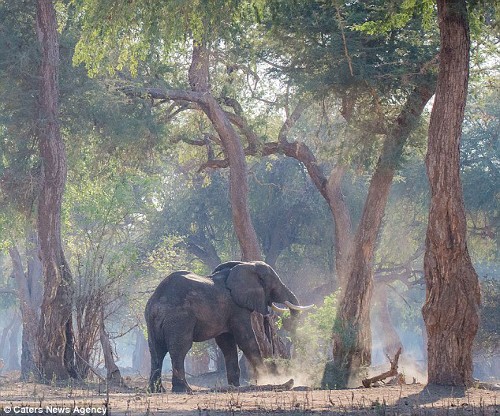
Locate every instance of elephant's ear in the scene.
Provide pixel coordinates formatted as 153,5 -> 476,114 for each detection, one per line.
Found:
225,263 -> 268,315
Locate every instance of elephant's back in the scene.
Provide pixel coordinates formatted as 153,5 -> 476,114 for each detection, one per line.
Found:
149,271 -> 215,306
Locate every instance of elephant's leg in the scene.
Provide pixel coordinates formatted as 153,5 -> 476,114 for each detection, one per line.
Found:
169,334 -> 193,393
231,323 -> 265,383
215,333 -> 240,386
148,339 -> 167,393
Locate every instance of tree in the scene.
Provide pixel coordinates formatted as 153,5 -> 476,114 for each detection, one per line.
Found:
35,0 -> 76,380
9,236 -> 42,379
422,0 -> 481,386
252,0 -> 437,386
74,1 -> 262,261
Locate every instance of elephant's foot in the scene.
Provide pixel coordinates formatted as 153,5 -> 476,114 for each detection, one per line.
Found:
172,378 -> 193,394
172,384 -> 193,394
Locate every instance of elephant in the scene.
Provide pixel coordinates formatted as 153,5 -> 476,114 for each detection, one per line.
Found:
145,260 -> 313,393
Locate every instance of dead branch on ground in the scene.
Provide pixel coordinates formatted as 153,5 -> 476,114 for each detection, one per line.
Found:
362,347 -> 402,388
210,378 -> 294,392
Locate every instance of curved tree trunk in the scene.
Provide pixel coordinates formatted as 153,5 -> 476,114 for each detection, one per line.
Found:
35,0 -> 75,381
128,42 -> 262,261
422,0 -> 480,386
100,308 -> 124,385
324,81 -> 434,388
188,41 -> 261,261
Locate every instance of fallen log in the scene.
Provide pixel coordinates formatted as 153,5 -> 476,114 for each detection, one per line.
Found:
362,347 -> 402,388
211,378 -> 294,392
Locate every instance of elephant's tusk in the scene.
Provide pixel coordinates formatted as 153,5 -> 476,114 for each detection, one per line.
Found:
271,302 -> 289,313
284,301 -> 314,311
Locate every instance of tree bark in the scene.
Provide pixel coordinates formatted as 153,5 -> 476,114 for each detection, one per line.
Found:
250,312 -> 290,360
35,0 -> 75,380
422,0 -> 480,386
324,81 -> 434,388
188,42 -> 261,261
325,166 -> 353,285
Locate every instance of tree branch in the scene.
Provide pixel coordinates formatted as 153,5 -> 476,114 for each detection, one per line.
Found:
223,111 -> 260,152
362,347 -> 402,387
278,100 -> 310,143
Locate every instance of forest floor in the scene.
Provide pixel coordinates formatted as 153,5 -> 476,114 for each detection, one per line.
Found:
0,371 -> 498,416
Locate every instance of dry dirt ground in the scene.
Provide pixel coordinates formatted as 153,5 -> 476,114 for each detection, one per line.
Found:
0,372 -> 498,416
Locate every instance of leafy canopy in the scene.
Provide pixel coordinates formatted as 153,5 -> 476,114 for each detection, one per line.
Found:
72,0 -> 263,76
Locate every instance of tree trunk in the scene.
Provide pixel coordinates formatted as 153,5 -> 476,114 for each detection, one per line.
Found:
188,41 -> 261,261
185,234 -> 222,270
99,308 -> 124,385
422,0 -> 480,386
132,328 -> 150,377
250,312 -> 290,360
264,203 -> 302,268
35,0 -> 75,380
0,317 -> 15,362
9,243 -> 41,379
6,317 -> 21,371
325,165 -> 353,286
23,232 -> 43,380
324,81 -> 434,388
373,286 -> 403,358
26,230 -> 43,318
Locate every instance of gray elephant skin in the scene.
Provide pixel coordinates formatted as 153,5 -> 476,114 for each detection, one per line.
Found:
145,260 -> 311,393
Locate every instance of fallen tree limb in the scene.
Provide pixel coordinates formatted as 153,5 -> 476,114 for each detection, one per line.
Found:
362,347 -> 402,388
210,378 -> 294,392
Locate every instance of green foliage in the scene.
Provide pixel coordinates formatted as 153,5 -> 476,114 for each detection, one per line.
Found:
292,292 -> 339,387
461,87 -> 500,261
376,195 -> 426,266
0,0 -> 40,219
259,0 -> 437,181
0,253 -> 17,311
475,277 -> 500,357
146,168 -> 235,271
250,156 -> 334,274
265,0 -> 438,92
72,0 -> 260,76
353,0 -> 435,35
146,235 -> 190,274
0,0 -> 498,381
